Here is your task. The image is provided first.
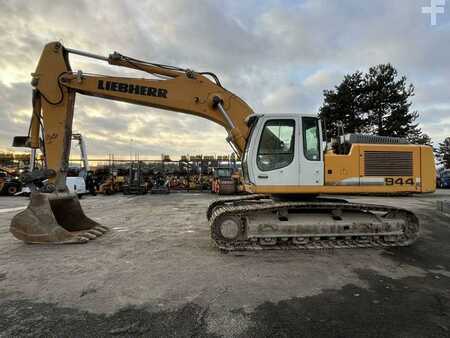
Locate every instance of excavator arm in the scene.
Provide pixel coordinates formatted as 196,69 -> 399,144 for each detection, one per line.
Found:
11,41 -> 255,244
23,41 -> 254,192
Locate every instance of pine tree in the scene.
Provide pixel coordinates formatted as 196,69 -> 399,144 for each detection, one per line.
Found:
436,138 -> 450,169
408,129 -> 433,146
319,71 -> 366,140
319,64 -> 428,143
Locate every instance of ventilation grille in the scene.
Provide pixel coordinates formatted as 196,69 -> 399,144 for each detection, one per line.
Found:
364,151 -> 413,176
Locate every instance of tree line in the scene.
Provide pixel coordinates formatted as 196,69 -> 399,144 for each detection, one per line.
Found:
318,63 -> 449,169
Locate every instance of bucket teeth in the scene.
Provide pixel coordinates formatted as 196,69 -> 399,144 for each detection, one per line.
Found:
81,232 -> 98,240
94,226 -> 109,233
68,236 -> 91,244
10,192 -> 107,244
86,229 -> 103,237
76,236 -> 93,243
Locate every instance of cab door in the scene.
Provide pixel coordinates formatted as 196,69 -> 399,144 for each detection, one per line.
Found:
299,116 -> 324,186
252,117 -> 299,186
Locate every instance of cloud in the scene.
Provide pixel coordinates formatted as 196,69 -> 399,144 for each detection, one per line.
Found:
0,0 -> 449,157
0,82 -> 32,149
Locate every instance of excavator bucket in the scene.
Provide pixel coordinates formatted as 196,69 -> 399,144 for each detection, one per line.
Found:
10,192 -> 108,244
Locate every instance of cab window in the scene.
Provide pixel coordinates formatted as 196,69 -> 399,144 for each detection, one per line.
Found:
302,117 -> 321,161
257,119 -> 295,171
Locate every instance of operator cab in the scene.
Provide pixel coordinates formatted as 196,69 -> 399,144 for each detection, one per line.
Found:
242,114 -> 324,187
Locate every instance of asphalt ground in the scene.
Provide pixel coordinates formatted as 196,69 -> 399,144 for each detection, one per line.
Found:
0,190 -> 449,337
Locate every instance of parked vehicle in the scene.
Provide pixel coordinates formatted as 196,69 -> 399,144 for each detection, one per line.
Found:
211,162 -> 244,195
0,169 -> 22,196
19,177 -> 87,198
439,170 -> 450,188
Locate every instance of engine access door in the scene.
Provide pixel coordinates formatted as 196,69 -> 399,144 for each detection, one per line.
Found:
252,117 -> 299,186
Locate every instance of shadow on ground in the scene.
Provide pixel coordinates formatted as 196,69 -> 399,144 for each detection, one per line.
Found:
242,269 -> 450,337
1,268 -> 449,338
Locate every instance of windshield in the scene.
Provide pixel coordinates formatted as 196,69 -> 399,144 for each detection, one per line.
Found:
257,119 -> 295,171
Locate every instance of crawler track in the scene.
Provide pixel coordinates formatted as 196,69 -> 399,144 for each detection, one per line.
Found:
206,194 -> 268,221
208,196 -> 419,251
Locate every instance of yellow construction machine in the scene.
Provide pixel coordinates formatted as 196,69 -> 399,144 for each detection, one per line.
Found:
11,42 -> 435,249
0,169 -> 22,196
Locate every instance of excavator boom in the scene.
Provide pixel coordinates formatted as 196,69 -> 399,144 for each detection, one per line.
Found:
22,42 -> 257,191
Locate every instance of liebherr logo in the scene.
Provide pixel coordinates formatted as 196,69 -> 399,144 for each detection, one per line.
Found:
97,80 -> 168,98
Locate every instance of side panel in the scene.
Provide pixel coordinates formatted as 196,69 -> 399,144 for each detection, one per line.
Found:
420,146 -> 436,192
326,144 -> 422,192
324,146 -> 361,186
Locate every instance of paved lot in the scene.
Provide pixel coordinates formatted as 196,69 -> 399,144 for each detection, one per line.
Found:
0,191 -> 449,337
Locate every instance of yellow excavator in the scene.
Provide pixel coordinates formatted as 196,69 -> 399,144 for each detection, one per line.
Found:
11,42 -> 435,250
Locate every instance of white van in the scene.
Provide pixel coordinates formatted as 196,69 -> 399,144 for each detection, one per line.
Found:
19,176 -> 88,198
66,176 -> 88,198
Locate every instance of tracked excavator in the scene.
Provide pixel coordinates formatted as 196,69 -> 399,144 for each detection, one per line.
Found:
11,42 -> 435,250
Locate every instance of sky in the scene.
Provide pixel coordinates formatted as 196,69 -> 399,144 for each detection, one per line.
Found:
0,0 -> 449,159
